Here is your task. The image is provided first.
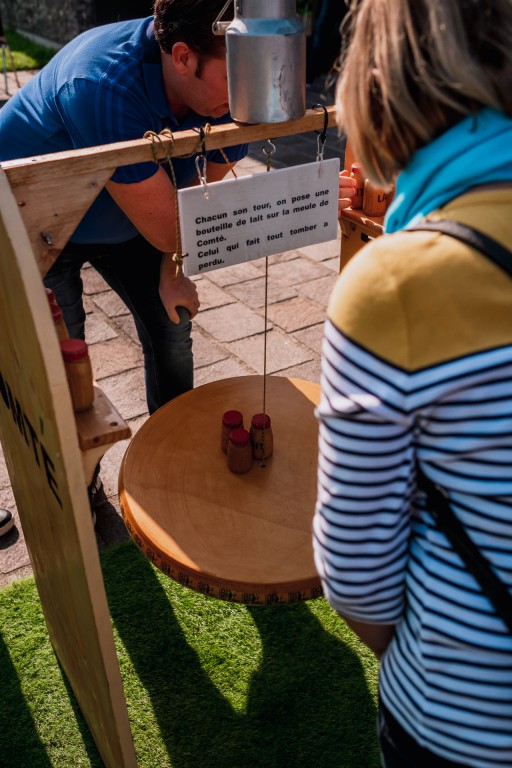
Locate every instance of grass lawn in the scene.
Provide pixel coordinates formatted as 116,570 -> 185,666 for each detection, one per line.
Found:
0,540 -> 381,768
2,28 -> 56,70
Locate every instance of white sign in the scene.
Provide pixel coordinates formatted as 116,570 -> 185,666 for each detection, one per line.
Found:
178,159 -> 340,276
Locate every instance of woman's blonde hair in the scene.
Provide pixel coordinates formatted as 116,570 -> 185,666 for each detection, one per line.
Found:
337,0 -> 512,186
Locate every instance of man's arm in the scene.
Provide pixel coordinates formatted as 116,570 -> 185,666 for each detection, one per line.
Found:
106,160 -> 233,323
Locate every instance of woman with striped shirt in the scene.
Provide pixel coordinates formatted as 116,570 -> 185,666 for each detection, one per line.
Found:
313,1 -> 512,766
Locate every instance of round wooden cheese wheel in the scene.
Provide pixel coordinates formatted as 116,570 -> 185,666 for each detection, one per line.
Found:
119,376 -> 323,605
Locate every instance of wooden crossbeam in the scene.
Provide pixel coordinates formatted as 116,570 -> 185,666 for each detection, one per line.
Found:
0,107 -> 337,276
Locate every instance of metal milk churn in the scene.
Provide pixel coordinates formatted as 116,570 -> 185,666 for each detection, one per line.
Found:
215,0 -> 306,124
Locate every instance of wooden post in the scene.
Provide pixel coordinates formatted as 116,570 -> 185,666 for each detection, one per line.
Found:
0,168 -> 137,768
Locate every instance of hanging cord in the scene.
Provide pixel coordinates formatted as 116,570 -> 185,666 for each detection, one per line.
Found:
259,139 -> 276,466
312,103 -> 328,162
194,123 -> 238,180
144,128 -> 187,274
143,124 -> 238,273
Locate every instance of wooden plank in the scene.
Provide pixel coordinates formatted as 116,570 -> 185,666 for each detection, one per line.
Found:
339,208 -> 384,269
11,164 -> 115,276
1,107 -> 336,276
2,106 -> 337,182
75,385 -> 131,453
0,168 -> 138,768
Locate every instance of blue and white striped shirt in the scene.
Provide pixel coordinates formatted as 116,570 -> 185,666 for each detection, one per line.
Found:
314,190 -> 512,767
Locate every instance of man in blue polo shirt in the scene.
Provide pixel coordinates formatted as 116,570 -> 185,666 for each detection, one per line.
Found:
0,0 -> 247,510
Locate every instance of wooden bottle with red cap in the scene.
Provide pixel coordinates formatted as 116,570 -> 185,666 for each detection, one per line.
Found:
221,410 -> 244,453
50,300 -> 69,342
349,162 -> 365,210
227,428 -> 253,474
363,179 -> 388,217
250,413 -> 273,460
60,339 -> 94,412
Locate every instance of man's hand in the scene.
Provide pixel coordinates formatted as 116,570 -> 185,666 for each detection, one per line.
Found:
159,254 -> 200,324
338,169 -> 357,216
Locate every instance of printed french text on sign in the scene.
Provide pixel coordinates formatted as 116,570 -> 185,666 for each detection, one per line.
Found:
178,159 -> 340,276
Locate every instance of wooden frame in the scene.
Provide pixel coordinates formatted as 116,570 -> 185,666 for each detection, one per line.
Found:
0,106 -> 337,767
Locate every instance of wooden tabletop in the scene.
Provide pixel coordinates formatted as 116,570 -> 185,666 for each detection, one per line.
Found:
119,375 -> 323,605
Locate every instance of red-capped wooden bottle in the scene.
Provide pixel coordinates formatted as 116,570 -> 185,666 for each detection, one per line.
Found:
363,179 -> 388,217
227,428 -> 252,474
51,302 -> 69,342
349,162 -> 365,210
221,410 -> 244,453
45,287 -> 58,306
60,339 -> 94,413
250,413 -> 273,460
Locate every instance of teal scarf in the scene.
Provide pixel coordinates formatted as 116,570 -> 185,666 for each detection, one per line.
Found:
384,108 -> 512,234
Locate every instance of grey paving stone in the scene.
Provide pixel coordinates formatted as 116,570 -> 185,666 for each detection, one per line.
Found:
323,256 -> 341,272
92,291 -> 130,318
194,303 -> 268,342
99,369 -> 148,421
255,249 -> 302,267
277,358 -> 322,384
100,414 -> 149,498
85,313 -> 119,345
264,296 -> 326,333
82,267 -> 111,295
226,276 -> 297,309
293,323 -> 326,354
298,274 -> 337,307
196,280 -> 235,311
267,257 -> 333,286
0,492 -> 29,575
226,328 -> 313,374
114,314 -> 140,343
204,260 -> 262,287
0,453 -> 10,489
89,337 -> 143,380
0,564 -> 33,590
298,236 -> 341,262
194,358 -> 252,387
192,328 -> 229,368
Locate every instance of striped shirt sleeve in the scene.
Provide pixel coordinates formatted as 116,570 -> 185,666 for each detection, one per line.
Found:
313,318 -> 414,623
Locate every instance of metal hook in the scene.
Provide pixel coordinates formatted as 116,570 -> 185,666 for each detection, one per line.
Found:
262,139 -> 276,171
194,125 -> 209,197
212,0 -> 233,35
313,103 -> 328,162
195,154 -> 209,198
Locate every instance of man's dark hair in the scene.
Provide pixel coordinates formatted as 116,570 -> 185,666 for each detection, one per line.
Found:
153,0 -> 233,58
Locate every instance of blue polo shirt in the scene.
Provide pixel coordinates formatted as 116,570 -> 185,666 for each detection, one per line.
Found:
0,17 -> 248,243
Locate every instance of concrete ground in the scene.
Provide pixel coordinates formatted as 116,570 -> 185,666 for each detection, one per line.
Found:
0,70 -> 344,588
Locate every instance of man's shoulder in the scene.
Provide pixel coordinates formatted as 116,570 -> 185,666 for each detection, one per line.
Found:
54,17 -> 151,83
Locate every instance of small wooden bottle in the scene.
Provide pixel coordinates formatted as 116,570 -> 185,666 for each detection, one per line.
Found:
221,410 -> 244,453
227,428 -> 252,474
250,413 -> 273,461
60,339 -> 94,413
349,162 -> 365,210
363,179 -> 388,217
51,302 -> 70,342
45,287 -> 58,306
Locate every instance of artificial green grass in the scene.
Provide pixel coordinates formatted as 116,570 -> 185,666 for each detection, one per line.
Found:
0,541 -> 380,768
2,29 -> 56,71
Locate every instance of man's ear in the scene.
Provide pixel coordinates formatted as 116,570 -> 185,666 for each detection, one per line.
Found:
171,42 -> 199,76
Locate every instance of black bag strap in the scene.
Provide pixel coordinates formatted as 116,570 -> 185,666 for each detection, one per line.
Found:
407,219 -> 512,278
408,218 -> 512,633
417,468 -> 512,634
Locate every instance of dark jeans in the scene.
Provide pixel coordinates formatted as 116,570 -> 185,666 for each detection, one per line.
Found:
44,235 -> 193,414
379,701 -> 469,768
